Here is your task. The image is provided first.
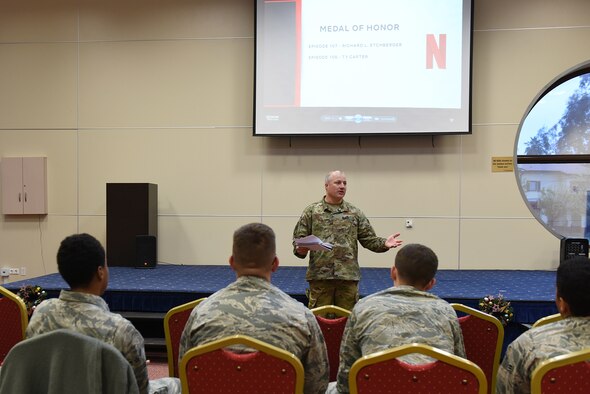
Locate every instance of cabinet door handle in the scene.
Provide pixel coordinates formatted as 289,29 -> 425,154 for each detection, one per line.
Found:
24,192 -> 27,202
18,193 -> 21,202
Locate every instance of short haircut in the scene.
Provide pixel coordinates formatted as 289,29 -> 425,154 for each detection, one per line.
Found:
325,170 -> 345,184
394,243 -> 438,287
232,223 -> 276,269
556,257 -> 590,316
57,233 -> 105,289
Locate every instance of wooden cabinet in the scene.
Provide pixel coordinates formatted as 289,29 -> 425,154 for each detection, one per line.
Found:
1,157 -> 47,214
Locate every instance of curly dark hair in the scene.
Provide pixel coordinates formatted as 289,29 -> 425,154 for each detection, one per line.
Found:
557,257 -> 590,316
57,233 -> 105,289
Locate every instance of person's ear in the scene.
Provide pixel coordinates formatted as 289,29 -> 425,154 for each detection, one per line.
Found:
97,265 -> 105,281
390,266 -> 397,282
271,256 -> 279,272
424,278 -> 436,291
229,255 -> 236,270
556,295 -> 571,316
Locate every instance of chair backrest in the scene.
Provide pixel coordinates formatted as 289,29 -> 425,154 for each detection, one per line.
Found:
311,305 -> 350,382
531,348 -> 590,394
0,286 -> 28,366
164,297 -> 206,377
349,343 -> 487,394
452,303 -> 504,394
179,334 -> 304,394
532,313 -> 563,328
0,328 -> 139,394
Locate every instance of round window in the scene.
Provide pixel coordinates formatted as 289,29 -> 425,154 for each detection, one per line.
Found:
515,60 -> 590,239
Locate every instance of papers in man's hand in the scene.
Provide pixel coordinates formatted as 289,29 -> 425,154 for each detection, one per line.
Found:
294,235 -> 333,251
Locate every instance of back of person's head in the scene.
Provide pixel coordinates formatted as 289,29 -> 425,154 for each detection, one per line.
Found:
556,257 -> 590,316
57,233 -> 106,289
232,223 -> 276,269
394,243 -> 438,287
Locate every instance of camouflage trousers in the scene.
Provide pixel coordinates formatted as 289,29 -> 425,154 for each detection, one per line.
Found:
307,280 -> 359,312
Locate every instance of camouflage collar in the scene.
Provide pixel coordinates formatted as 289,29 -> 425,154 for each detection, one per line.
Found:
386,285 -> 439,299
321,197 -> 351,213
59,289 -> 110,311
236,275 -> 273,287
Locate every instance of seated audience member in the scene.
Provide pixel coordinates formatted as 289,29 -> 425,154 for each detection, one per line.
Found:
331,243 -> 465,393
496,257 -> 590,394
25,233 -> 180,394
179,222 -> 329,394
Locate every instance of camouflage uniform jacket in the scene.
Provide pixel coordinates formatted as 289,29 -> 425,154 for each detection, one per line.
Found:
496,316 -> 590,394
26,290 -> 149,394
335,285 -> 466,393
178,275 -> 329,394
293,198 -> 389,281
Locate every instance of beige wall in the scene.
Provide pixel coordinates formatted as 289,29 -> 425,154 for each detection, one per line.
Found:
1,0 -> 589,282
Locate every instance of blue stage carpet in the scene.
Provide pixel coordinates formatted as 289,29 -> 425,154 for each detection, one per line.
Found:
4,264 -> 556,325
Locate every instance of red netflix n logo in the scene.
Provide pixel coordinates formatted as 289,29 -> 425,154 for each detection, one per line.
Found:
426,34 -> 447,69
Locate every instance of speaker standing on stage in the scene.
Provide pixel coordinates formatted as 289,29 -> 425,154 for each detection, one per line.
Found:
292,170 -> 403,311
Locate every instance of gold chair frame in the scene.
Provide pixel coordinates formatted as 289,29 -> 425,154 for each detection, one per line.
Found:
0,285 -> 28,364
179,334 -> 304,394
349,342 -> 487,394
451,303 -> 504,394
163,297 -> 206,377
310,305 -> 351,318
531,313 -> 563,328
531,347 -> 590,393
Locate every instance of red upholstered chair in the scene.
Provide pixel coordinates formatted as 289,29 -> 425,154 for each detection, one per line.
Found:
531,348 -> 590,394
179,334 -> 304,394
452,303 -> 504,394
0,286 -> 28,366
163,297 -> 206,377
311,305 -> 350,382
349,343 -> 487,394
532,313 -> 563,328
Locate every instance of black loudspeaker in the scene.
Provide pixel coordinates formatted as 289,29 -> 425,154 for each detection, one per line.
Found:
136,235 -> 157,268
560,238 -> 589,265
107,183 -> 157,267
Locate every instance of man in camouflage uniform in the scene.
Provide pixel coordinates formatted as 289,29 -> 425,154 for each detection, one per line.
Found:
329,243 -> 465,393
496,257 -> 590,394
293,170 -> 402,310
179,223 -> 329,394
25,233 -> 180,394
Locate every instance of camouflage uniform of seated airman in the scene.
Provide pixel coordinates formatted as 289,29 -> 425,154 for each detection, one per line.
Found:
179,275 -> 330,394
334,285 -> 465,394
26,290 -> 180,394
293,198 -> 390,311
496,317 -> 590,394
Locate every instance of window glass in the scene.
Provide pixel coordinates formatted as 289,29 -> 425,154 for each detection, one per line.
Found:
515,63 -> 590,239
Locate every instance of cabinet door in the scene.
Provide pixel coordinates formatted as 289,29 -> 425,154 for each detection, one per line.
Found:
1,157 -> 25,214
22,157 -> 47,214
1,157 -> 47,215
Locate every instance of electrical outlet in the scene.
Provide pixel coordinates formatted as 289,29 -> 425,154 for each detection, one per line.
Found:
0,268 -> 9,277
405,219 -> 413,228
9,268 -> 19,275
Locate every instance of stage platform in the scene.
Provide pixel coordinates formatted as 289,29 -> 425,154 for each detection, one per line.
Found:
4,264 -> 557,324
4,264 -> 558,355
